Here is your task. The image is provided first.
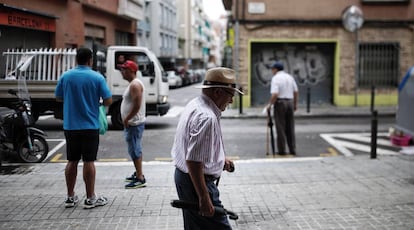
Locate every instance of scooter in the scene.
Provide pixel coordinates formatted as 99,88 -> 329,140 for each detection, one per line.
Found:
0,77 -> 49,163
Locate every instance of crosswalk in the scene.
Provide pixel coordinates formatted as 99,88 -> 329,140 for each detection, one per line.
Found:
320,132 -> 402,156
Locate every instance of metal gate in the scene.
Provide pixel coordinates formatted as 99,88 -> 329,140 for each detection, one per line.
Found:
250,42 -> 335,106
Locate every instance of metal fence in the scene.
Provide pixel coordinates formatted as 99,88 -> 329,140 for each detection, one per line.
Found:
359,42 -> 400,89
2,48 -> 77,81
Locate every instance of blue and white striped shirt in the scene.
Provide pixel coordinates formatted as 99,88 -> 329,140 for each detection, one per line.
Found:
171,94 -> 225,177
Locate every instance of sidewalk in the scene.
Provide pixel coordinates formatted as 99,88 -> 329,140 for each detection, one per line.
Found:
222,104 -> 397,119
0,154 -> 413,229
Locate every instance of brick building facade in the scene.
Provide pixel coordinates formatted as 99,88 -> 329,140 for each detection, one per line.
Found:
224,0 -> 414,107
0,0 -> 142,77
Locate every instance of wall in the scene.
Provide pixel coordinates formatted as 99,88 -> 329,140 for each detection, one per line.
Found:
230,0 -> 414,107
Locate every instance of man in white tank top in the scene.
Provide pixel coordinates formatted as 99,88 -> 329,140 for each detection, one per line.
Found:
119,60 -> 147,189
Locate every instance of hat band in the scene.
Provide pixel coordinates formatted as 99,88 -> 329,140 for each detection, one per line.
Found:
203,80 -> 236,88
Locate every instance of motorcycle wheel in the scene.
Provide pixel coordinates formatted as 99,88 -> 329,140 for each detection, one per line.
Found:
17,134 -> 49,163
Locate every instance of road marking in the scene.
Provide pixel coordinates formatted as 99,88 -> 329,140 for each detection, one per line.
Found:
49,153 -> 129,163
99,158 -> 129,162
265,154 -> 295,158
50,153 -> 66,163
47,157 -> 325,166
45,139 -> 66,161
320,132 -> 400,156
320,147 -> 338,157
38,115 -> 54,120
154,157 -> 173,161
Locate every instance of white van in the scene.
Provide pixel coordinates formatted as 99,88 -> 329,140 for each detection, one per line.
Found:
105,46 -> 170,129
0,46 -> 170,130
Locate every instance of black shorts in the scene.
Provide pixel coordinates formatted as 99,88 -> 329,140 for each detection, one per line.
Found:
64,129 -> 99,162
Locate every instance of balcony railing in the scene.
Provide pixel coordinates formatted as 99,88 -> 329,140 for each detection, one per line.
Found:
118,0 -> 144,21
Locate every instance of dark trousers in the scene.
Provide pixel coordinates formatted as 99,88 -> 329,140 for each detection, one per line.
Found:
174,168 -> 232,230
273,99 -> 296,154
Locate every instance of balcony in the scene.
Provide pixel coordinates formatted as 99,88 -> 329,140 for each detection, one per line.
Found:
118,0 -> 144,21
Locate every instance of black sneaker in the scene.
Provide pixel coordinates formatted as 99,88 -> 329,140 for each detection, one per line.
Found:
125,175 -> 146,189
65,195 -> 79,208
83,195 -> 108,209
125,172 -> 136,182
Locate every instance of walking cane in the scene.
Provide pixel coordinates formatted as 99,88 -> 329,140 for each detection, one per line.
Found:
267,108 -> 276,156
266,117 -> 270,156
170,199 -> 239,220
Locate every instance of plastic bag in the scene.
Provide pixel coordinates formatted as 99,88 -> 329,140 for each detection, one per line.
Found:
99,105 -> 108,135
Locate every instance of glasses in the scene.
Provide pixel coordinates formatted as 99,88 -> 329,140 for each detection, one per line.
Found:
221,88 -> 235,97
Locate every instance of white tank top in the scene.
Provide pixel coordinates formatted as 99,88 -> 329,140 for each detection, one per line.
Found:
120,78 -> 146,126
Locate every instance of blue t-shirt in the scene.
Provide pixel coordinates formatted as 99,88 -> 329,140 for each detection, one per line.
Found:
55,65 -> 112,130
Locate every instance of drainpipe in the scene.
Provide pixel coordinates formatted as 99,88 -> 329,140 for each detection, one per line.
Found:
234,0 -> 242,114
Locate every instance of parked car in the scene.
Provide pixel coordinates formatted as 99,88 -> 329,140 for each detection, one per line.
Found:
176,66 -> 191,86
167,71 -> 182,88
194,69 -> 206,83
187,69 -> 199,84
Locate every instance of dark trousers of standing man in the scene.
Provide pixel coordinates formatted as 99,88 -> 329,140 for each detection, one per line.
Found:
273,99 -> 296,155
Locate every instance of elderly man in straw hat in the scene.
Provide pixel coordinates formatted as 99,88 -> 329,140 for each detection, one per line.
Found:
171,67 -> 242,229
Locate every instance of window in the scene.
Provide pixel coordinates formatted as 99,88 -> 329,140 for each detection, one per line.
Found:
359,42 -> 400,88
114,51 -> 153,76
362,0 -> 409,3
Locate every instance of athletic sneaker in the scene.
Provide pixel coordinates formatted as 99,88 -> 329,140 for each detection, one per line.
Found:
125,172 -> 137,182
125,175 -> 146,189
65,195 -> 79,208
83,195 -> 108,209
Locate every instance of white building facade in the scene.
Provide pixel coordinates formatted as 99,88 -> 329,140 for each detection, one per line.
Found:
137,0 -> 178,69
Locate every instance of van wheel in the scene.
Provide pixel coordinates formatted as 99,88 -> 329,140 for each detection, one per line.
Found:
110,104 -> 124,130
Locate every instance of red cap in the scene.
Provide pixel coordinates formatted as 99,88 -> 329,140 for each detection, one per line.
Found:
118,60 -> 138,72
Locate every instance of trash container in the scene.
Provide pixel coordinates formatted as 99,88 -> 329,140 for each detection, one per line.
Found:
396,66 -> 414,138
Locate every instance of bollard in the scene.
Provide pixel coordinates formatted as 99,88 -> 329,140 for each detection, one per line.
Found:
239,87 -> 243,115
370,85 -> 375,113
370,110 -> 378,159
306,86 -> 311,113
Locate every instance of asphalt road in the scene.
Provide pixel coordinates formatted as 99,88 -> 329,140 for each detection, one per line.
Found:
1,84 -> 400,163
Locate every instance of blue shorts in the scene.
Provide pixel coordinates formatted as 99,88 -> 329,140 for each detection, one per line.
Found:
124,123 -> 145,160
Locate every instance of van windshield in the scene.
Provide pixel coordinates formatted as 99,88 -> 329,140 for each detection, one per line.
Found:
115,51 -> 161,77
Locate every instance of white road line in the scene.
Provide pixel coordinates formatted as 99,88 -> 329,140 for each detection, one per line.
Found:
38,115 -> 54,121
333,132 -> 393,147
320,134 -> 354,157
45,139 -> 66,161
320,132 -> 399,156
332,139 -> 397,155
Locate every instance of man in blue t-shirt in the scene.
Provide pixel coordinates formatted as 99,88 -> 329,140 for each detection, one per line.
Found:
55,47 -> 112,209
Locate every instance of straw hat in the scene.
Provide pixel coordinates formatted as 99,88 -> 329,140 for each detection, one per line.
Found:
196,67 -> 243,94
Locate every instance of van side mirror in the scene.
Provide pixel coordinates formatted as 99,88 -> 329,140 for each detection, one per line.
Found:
149,62 -> 155,76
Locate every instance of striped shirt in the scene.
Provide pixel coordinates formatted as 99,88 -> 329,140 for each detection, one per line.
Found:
171,94 -> 225,177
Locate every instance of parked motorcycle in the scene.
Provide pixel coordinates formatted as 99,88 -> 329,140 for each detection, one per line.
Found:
0,76 -> 49,163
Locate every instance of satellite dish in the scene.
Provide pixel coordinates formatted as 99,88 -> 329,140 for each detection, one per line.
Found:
342,5 -> 364,32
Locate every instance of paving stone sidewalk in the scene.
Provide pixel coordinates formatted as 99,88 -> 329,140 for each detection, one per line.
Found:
0,155 -> 413,230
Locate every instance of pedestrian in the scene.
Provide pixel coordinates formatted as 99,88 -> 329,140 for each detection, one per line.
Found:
119,60 -> 147,189
266,61 -> 299,155
55,47 -> 112,209
171,67 -> 241,230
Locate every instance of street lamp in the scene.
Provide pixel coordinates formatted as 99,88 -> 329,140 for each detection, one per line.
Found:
342,5 -> 364,107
